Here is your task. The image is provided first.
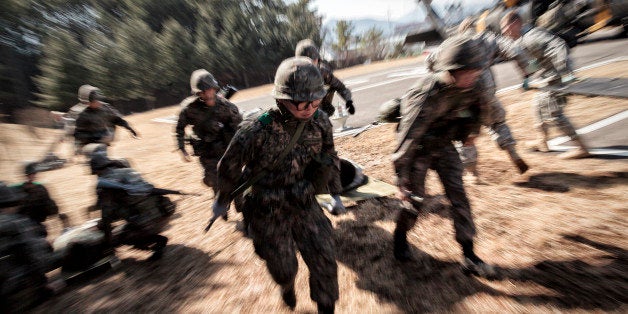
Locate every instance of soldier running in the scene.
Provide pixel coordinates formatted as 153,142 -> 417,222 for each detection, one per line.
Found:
211,57 -> 340,313
73,85 -> 139,148
175,69 -> 242,192
501,11 -> 590,159
392,35 -> 496,278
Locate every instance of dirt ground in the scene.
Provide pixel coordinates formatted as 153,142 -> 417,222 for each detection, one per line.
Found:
1,60 -> 627,313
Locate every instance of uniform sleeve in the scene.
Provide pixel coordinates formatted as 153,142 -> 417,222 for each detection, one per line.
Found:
224,102 -> 243,143
327,73 -> 352,102
319,113 -> 342,194
215,125 -> 258,207
39,185 -> 59,216
425,50 -> 438,72
392,82 -> 448,189
175,108 -> 189,150
494,35 -> 534,77
105,105 -> 132,130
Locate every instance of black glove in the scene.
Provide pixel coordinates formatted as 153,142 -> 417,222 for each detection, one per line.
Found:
345,101 -> 355,115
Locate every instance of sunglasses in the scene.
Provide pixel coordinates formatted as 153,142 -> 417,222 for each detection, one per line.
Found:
288,99 -> 321,111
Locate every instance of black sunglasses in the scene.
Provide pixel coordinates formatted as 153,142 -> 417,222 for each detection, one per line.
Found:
288,99 -> 321,111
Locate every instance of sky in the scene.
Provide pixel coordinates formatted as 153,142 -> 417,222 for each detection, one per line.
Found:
309,0 -> 493,21
312,0 -> 419,21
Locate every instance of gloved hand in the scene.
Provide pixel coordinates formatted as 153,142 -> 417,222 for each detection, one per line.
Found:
212,201 -> 229,219
522,78 -> 530,91
345,101 -> 355,115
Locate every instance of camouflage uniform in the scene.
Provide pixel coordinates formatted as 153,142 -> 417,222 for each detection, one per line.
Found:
0,182 -> 60,311
515,27 -> 579,140
427,31 -> 532,173
392,72 -> 482,248
319,61 -> 353,117
74,103 -> 135,146
94,163 -> 172,259
393,36 -> 496,277
213,57 -> 339,312
175,96 -> 242,189
13,182 -> 59,237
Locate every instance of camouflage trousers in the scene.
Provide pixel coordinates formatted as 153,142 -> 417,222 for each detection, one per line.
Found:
533,89 -> 578,138
199,156 -> 219,192
245,193 -> 339,308
395,143 -> 476,245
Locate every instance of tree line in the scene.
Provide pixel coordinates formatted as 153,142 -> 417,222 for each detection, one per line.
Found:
1,0 -> 407,116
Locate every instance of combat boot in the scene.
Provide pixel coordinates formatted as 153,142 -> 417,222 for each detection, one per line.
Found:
527,128 -> 550,153
317,303 -> 335,314
280,283 -> 296,310
148,235 -> 168,261
460,241 -> 497,279
558,137 -> 590,159
461,256 -> 497,279
393,231 -> 412,262
505,145 -> 529,174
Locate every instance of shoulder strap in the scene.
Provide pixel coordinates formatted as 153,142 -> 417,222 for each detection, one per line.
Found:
231,120 -> 306,197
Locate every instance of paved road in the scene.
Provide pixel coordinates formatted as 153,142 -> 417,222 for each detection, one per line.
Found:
234,37 -> 628,131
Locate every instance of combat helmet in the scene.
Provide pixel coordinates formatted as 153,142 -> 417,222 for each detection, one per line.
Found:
24,161 -> 40,176
78,85 -> 103,103
271,56 -> 326,102
0,181 -> 26,209
190,69 -> 220,94
295,39 -> 320,61
90,153 -> 112,175
431,35 -> 486,72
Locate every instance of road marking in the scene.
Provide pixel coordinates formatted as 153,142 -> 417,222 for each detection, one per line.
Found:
387,67 -> 428,78
344,79 -> 370,86
547,110 -> 628,156
497,56 -> 628,94
353,75 -> 422,92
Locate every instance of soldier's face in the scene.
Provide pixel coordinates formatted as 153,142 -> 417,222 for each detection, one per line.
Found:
284,99 -> 321,120
501,20 -> 521,39
200,88 -> 217,106
88,100 -> 102,108
452,69 -> 482,89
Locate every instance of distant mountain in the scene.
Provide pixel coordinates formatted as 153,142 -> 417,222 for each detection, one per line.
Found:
322,6 -> 427,39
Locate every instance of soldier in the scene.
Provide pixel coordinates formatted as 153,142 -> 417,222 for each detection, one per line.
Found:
175,69 -> 242,193
392,35 -> 496,277
74,85 -> 139,148
295,39 -> 353,214
211,57 -> 339,313
13,162 -> 68,237
425,17 -> 533,179
295,39 -> 355,117
0,181 -> 62,311
90,153 -> 173,261
501,11 -> 589,159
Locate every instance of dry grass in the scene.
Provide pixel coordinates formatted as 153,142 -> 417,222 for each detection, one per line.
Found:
1,60 -> 626,313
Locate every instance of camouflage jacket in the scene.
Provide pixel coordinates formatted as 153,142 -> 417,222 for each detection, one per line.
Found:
0,213 -> 57,275
74,103 -> 131,139
319,61 -> 352,112
175,96 -> 242,155
426,31 -> 533,88
515,27 -> 573,78
392,73 -> 483,188
215,106 -> 339,207
13,182 -> 58,223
